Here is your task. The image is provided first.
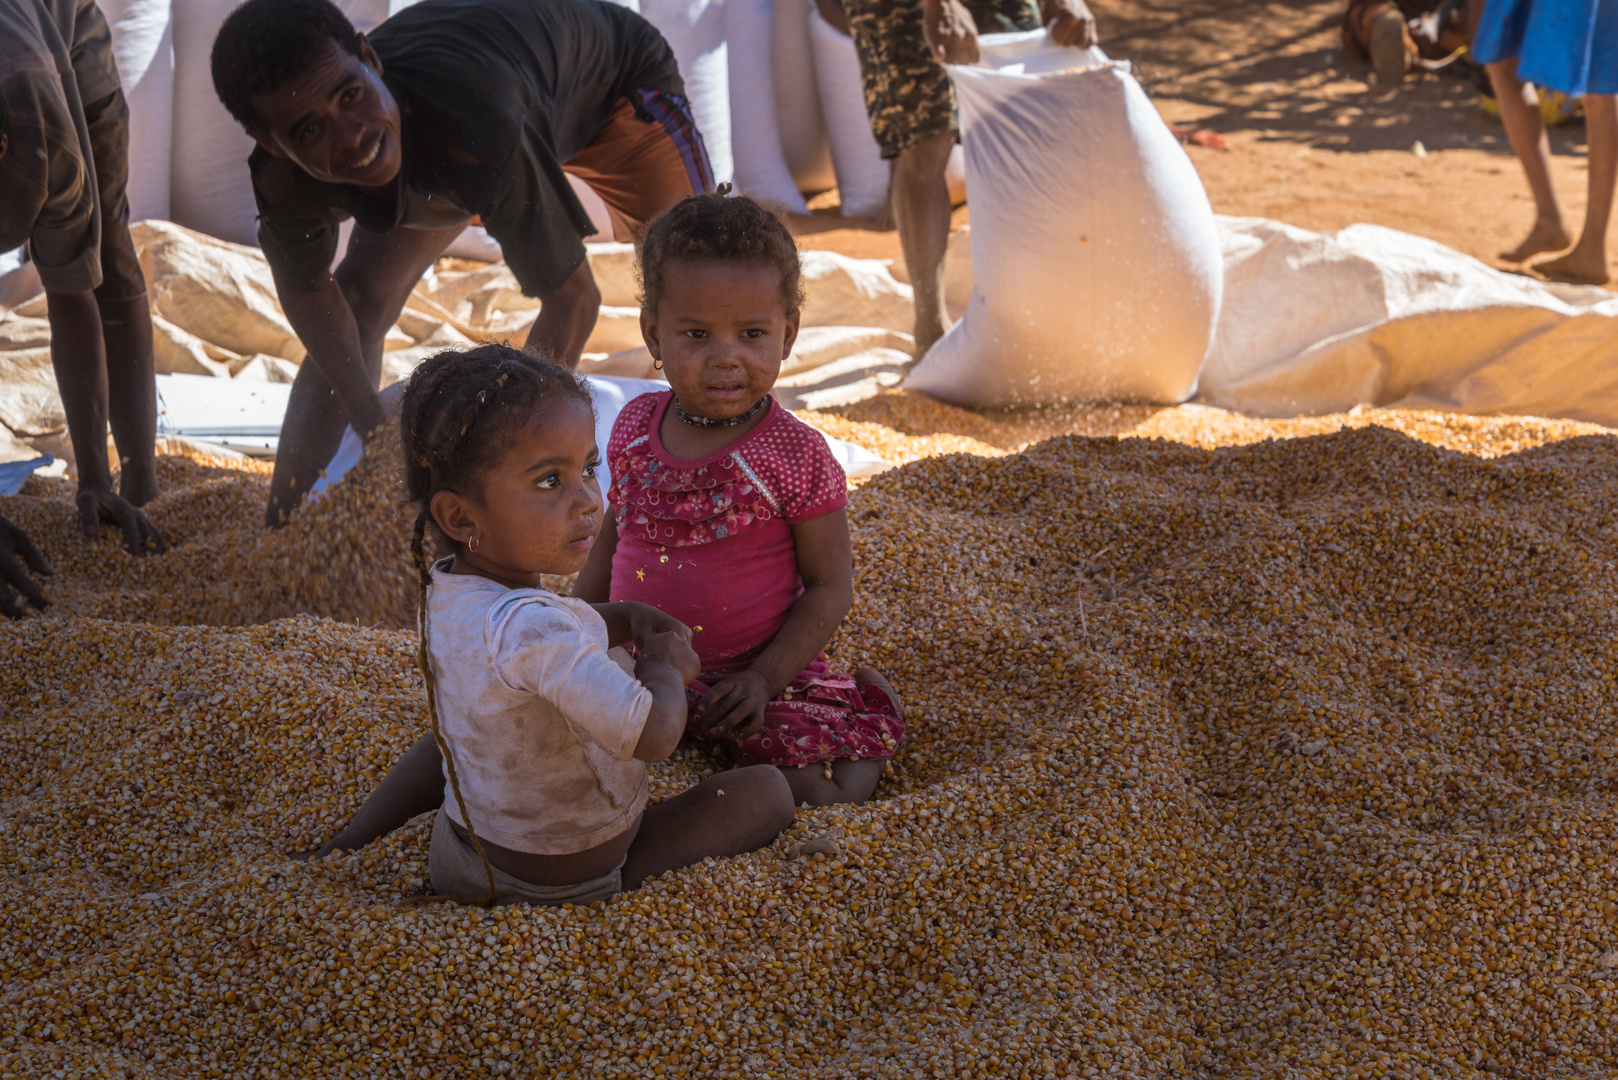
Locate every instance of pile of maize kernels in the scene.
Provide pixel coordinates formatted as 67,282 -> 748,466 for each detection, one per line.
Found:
2,396 -> 1616,1079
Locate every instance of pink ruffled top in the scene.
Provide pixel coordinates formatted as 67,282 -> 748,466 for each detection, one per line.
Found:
606,391 -> 848,667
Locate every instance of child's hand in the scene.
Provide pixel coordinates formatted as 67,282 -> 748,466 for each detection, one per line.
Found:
638,629 -> 701,686
626,602 -> 693,649
693,670 -> 772,738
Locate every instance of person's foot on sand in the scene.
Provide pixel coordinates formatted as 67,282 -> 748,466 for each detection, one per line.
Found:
912,314 -> 951,361
1500,217 -> 1572,262
1367,7 -> 1410,90
1532,248 -> 1612,286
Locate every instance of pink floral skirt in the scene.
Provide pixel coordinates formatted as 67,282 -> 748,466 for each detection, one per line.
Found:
684,653 -> 905,769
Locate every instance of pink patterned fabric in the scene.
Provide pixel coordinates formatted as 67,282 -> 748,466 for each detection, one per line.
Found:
686,657 -> 905,769
607,391 -> 904,767
607,391 -> 848,669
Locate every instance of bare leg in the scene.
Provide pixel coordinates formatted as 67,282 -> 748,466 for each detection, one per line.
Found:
522,259 -> 601,370
892,132 -> 956,358
266,223 -> 464,527
1487,57 -> 1572,261
781,666 -> 902,807
292,734 -> 444,860
1535,94 -> 1617,285
97,295 -> 158,506
621,764 -> 796,888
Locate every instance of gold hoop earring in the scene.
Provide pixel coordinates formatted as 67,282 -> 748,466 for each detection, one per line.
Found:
468,535 -> 479,554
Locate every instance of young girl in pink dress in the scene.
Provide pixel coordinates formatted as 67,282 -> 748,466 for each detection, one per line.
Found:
574,192 -> 904,807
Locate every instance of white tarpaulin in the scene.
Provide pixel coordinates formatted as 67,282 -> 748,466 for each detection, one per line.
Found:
9,215 -> 1618,474
1199,217 -> 1618,423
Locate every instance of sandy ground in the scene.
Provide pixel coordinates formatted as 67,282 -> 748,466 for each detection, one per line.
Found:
799,0 -> 1610,285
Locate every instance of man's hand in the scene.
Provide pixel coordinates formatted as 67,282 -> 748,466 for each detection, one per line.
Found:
1042,0 -> 1098,48
0,515 -> 53,617
693,669 -> 772,739
78,486 -> 166,556
923,0 -> 981,64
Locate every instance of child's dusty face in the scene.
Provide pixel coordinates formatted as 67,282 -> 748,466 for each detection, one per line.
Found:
640,258 -> 800,421
431,396 -> 603,584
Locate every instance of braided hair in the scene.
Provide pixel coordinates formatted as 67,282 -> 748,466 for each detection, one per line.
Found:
399,344 -> 594,906
638,186 -> 805,318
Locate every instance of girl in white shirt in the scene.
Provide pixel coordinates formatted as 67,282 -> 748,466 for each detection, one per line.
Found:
304,344 -> 795,906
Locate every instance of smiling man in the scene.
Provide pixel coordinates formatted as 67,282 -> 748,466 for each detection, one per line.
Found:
209,0 -> 711,526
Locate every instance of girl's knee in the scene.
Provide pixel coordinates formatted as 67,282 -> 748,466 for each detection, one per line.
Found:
732,764 -> 797,831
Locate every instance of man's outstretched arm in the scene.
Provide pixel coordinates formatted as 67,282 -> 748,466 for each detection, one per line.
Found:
46,289 -> 164,554
265,275 -> 384,526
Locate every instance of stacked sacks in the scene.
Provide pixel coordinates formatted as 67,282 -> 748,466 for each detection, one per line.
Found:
641,0 -> 735,186
771,0 -> 835,196
807,2 -> 890,219
100,0 -> 175,223
168,0 -> 259,245
726,0 -> 808,211
906,33 -> 1223,407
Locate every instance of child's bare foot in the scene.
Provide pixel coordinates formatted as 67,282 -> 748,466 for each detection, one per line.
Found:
785,758 -> 886,806
1532,247 -> 1612,286
1501,218 -> 1572,262
781,667 -> 903,807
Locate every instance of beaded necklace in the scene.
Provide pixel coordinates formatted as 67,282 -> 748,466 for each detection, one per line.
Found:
672,394 -> 769,428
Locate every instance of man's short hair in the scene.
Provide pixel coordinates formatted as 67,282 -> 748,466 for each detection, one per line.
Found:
211,0 -> 365,132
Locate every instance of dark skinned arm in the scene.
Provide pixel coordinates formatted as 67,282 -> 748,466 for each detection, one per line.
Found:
264,277 -> 388,526
696,508 -> 855,736
277,276 -> 387,439
522,259 -> 600,370
631,630 -> 703,760
46,289 -> 164,555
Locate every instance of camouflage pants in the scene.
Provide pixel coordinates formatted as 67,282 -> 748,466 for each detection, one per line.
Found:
843,0 -> 1041,159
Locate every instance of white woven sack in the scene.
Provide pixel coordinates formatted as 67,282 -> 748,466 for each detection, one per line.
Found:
726,0 -> 806,210
771,0 -> 833,194
641,0 -> 733,186
906,32 -> 1222,407
101,0 -> 174,223
169,0 -> 261,244
806,5 -> 888,219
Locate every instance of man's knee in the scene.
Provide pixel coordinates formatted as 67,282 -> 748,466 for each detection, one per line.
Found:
894,133 -> 955,183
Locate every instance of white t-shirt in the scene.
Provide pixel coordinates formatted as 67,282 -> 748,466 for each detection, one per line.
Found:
426,564 -> 653,855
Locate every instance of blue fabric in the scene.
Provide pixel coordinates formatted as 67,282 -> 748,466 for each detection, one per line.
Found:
1472,0 -> 1618,96
0,456 -> 52,497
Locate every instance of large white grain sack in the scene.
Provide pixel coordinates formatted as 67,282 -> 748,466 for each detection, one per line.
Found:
169,0 -> 259,245
726,0 -> 807,211
336,0 -> 389,31
907,33 -> 1222,407
101,0 -> 174,223
807,6 -> 888,219
641,0 -> 733,186
771,0 -> 834,193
